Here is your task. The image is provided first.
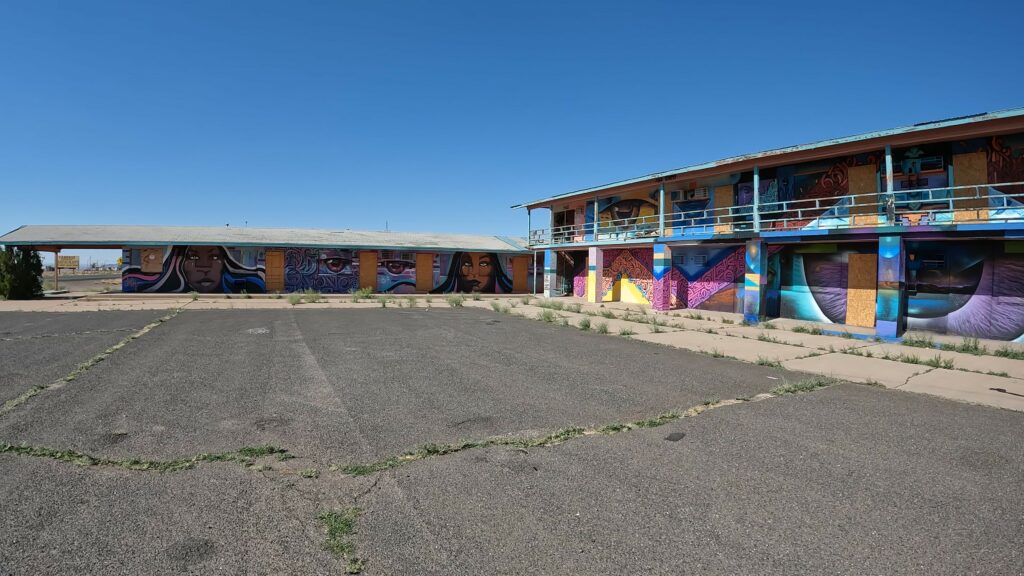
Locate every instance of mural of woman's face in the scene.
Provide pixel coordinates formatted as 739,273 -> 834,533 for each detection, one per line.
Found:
459,253 -> 495,292
183,246 -> 224,292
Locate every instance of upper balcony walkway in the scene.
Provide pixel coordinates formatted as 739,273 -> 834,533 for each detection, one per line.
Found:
528,181 -> 1024,248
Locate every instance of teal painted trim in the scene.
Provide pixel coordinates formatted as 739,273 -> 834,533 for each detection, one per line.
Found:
511,106 -> 1024,209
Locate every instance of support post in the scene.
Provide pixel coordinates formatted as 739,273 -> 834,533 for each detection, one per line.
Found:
658,182 -> 666,237
593,195 -> 600,240
527,208 -> 532,245
885,144 -> 894,194
752,166 -> 760,232
543,249 -> 558,297
532,250 -> 538,295
651,243 -> 673,312
875,236 -> 905,338
742,239 -> 767,324
586,246 -> 603,303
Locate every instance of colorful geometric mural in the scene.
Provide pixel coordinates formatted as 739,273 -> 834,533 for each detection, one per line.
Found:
599,249 -> 654,304
122,246 -> 265,293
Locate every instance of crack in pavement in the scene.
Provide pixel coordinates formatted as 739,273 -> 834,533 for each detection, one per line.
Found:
0,327 -> 138,342
0,308 -> 185,416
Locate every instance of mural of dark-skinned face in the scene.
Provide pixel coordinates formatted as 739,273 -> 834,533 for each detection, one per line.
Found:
183,246 -> 224,292
460,253 -> 495,292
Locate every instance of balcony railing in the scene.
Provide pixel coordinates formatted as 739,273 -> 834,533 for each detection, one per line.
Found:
527,181 -> 1024,247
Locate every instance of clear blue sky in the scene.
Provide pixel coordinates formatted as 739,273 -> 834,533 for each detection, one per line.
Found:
2,0 -> 1022,264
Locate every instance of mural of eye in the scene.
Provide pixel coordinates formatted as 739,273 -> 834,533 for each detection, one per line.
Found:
320,257 -> 352,274
802,254 -> 850,324
605,199 -> 654,221
381,260 -> 413,275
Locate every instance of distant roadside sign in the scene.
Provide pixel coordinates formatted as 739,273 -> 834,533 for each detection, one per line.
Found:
56,255 -> 80,270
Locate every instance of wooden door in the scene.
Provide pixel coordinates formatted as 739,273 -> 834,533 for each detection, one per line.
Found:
265,250 -> 285,293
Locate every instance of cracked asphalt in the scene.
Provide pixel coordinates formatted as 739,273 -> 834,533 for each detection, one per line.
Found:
0,307 -> 1021,575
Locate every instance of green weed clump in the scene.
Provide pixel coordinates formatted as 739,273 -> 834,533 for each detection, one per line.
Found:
577,317 -> 591,331
446,295 -> 465,307
618,327 -> 635,336
538,309 -> 557,323
941,337 -> 986,355
303,288 -> 322,303
490,301 -> 511,314
595,321 -> 609,334
288,293 -> 303,306
318,508 -> 364,573
756,356 -> 782,368
471,292 -> 481,301
770,376 -> 840,395
351,287 -> 374,302
901,333 -> 935,349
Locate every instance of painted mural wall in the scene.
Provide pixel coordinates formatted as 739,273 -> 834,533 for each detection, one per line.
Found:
585,190 -> 660,240
778,244 -> 875,324
905,241 -> 1024,341
122,246 -> 266,293
600,248 -> 655,304
282,249 -> 517,294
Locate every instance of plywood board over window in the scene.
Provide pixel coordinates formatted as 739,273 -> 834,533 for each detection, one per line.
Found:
415,253 -> 435,292
264,250 -> 285,293
953,151 -> 988,222
845,253 -> 878,327
713,185 -> 734,234
848,164 -> 879,227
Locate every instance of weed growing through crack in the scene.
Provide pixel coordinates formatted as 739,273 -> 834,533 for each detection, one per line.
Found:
351,287 -> 374,303
600,310 -> 616,319
720,318 -> 734,324
900,333 -> 935,349
595,322 -> 609,334
986,370 -> 1010,377
538,309 -> 557,323
0,443 -> 288,472
618,327 -> 636,336
651,324 -> 664,333
792,325 -> 823,335
303,289 -> 323,303
490,301 -> 511,314
770,376 -> 840,395
288,293 -> 303,306
190,291 -> 199,301
757,333 -> 781,344
405,296 -> 418,308
923,355 -> 955,369
702,398 -> 720,406
298,467 -> 320,479
761,322 -> 776,330
940,337 -> 986,355
565,303 -> 582,313
318,508 -> 364,573
578,317 -> 591,331
991,344 -> 1024,358
685,312 -> 704,320
446,295 -> 465,308
519,295 -> 532,305
756,356 -> 782,368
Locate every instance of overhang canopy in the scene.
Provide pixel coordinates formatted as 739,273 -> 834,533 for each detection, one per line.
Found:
0,225 -> 530,253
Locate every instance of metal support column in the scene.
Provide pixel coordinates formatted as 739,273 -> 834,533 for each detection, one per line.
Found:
658,182 -> 666,236
752,166 -> 760,232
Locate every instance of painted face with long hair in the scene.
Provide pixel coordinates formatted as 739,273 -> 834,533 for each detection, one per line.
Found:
459,253 -> 495,292
183,246 -> 224,292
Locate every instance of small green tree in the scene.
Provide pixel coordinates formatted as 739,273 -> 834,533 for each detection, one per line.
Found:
0,246 -> 44,299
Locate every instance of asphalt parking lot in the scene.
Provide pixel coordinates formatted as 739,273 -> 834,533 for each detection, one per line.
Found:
0,307 -> 1021,575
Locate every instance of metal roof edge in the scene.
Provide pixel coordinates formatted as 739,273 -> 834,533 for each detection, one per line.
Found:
511,106 -> 1024,209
